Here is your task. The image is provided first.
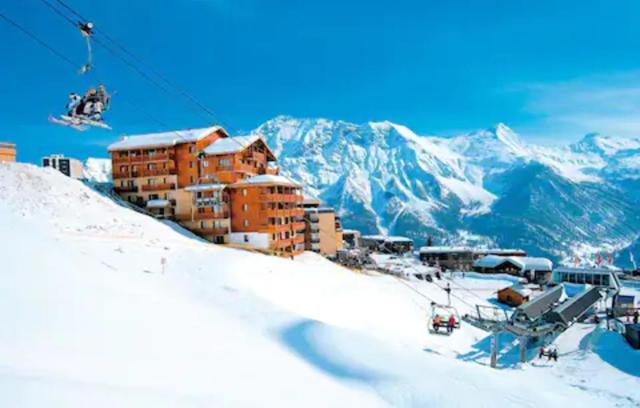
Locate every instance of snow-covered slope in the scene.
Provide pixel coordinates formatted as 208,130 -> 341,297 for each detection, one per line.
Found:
254,116 -> 640,264
83,157 -> 112,183
2,162 -> 637,406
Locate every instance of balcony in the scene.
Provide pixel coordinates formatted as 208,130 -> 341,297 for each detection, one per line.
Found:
271,239 -> 293,250
191,227 -> 229,236
141,183 -> 176,192
261,208 -> 304,218
293,235 -> 305,244
144,153 -> 174,162
266,223 -> 291,233
141,168 -> 177,177
292,221 -> 306,231
195,197 -> 227,208
112,156 -> 131,164
260,194 -> 304,203
214,162 -> 257,174
193,211 -> 229,220
114,186 -> 137,193
112,171 -> 130,179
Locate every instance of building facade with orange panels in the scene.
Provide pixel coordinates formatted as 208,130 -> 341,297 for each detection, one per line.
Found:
108,129 -> 306,256
179,183 -> 231,244
227,175 -> 305,255
0,142 -> 16,162
107,126 -> 229,218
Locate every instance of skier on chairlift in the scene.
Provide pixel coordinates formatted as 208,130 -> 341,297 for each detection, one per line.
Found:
65,93 -> 82,116
432,314 -> 442,333
447,314 -> 456,333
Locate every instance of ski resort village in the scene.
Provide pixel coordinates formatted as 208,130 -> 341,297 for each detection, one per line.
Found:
2,119 -> 640,407
3,1 -> 640,406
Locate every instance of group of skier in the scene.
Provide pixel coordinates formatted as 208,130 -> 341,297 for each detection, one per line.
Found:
65,84 -> 110,122
539,346 -> 559,362
432,314 -> 457,334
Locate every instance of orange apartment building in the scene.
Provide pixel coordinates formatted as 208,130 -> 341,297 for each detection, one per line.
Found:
0,142 -> 16,162
108,129 -> 306,255
108,126 -> 229,218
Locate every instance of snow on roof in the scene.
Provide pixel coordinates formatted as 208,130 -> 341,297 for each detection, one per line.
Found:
362,235 -> 412,244
474,255 -> 508,268
385,236 -> 413,243
482,248 -> 527,255
420,246 -> 472,253
474,255 -> 552,271
231,174 -> 302,188
554,266 -> 617,275
203,135 -> 262,156
108,126 -> 223,151
361,235 -> 387,241
511,257 -> 553,271
146,199 -> 171,208
184,183 -> 226,192
341,229 -> 360,235
500,286 -> 533,297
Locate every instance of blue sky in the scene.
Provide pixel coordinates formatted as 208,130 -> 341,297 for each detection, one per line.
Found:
2,0 -> 640,163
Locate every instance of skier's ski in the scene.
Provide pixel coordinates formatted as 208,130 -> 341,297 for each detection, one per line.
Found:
49,115 -> 88,131
60,115 -> 112,130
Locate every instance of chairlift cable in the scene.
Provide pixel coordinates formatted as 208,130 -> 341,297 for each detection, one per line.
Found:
50,0 -> 241,137
0,12 -> 79,69
41,0 -> 262,156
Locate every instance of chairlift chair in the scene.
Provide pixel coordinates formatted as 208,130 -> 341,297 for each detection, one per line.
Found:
429,302 -> 461,335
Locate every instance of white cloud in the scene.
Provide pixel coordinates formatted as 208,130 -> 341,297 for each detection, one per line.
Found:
510,71 -> 640,143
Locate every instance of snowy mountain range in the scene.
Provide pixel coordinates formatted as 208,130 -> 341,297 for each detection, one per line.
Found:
252,116 -> 640,265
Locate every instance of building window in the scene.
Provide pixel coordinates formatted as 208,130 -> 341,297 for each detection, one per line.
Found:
244,219 -> 249,227
203,160 -> 209,168
190,176 -> 195,183
196,192 -> 203,199
242,204 -> 248,212
242,189 -> 247,197
189,161 -> 194,169
219,159 -> 231,167
244,235 -> 249,243
189,145 -> 195,153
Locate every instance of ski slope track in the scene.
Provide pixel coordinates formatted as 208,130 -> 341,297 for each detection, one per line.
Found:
0,163 -> 638,407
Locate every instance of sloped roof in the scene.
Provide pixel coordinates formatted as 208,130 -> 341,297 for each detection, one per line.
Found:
419,246 -> 473,253
231,174 -> 302,188
474,255 -> 509,268
203,135 -> 275,160
108,126 -> 226,151
146,199 -> 171,208
184,183 -> 226,192
474,255 -> 552,271
515,285 -> 564,321
510,257 -> 553,271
